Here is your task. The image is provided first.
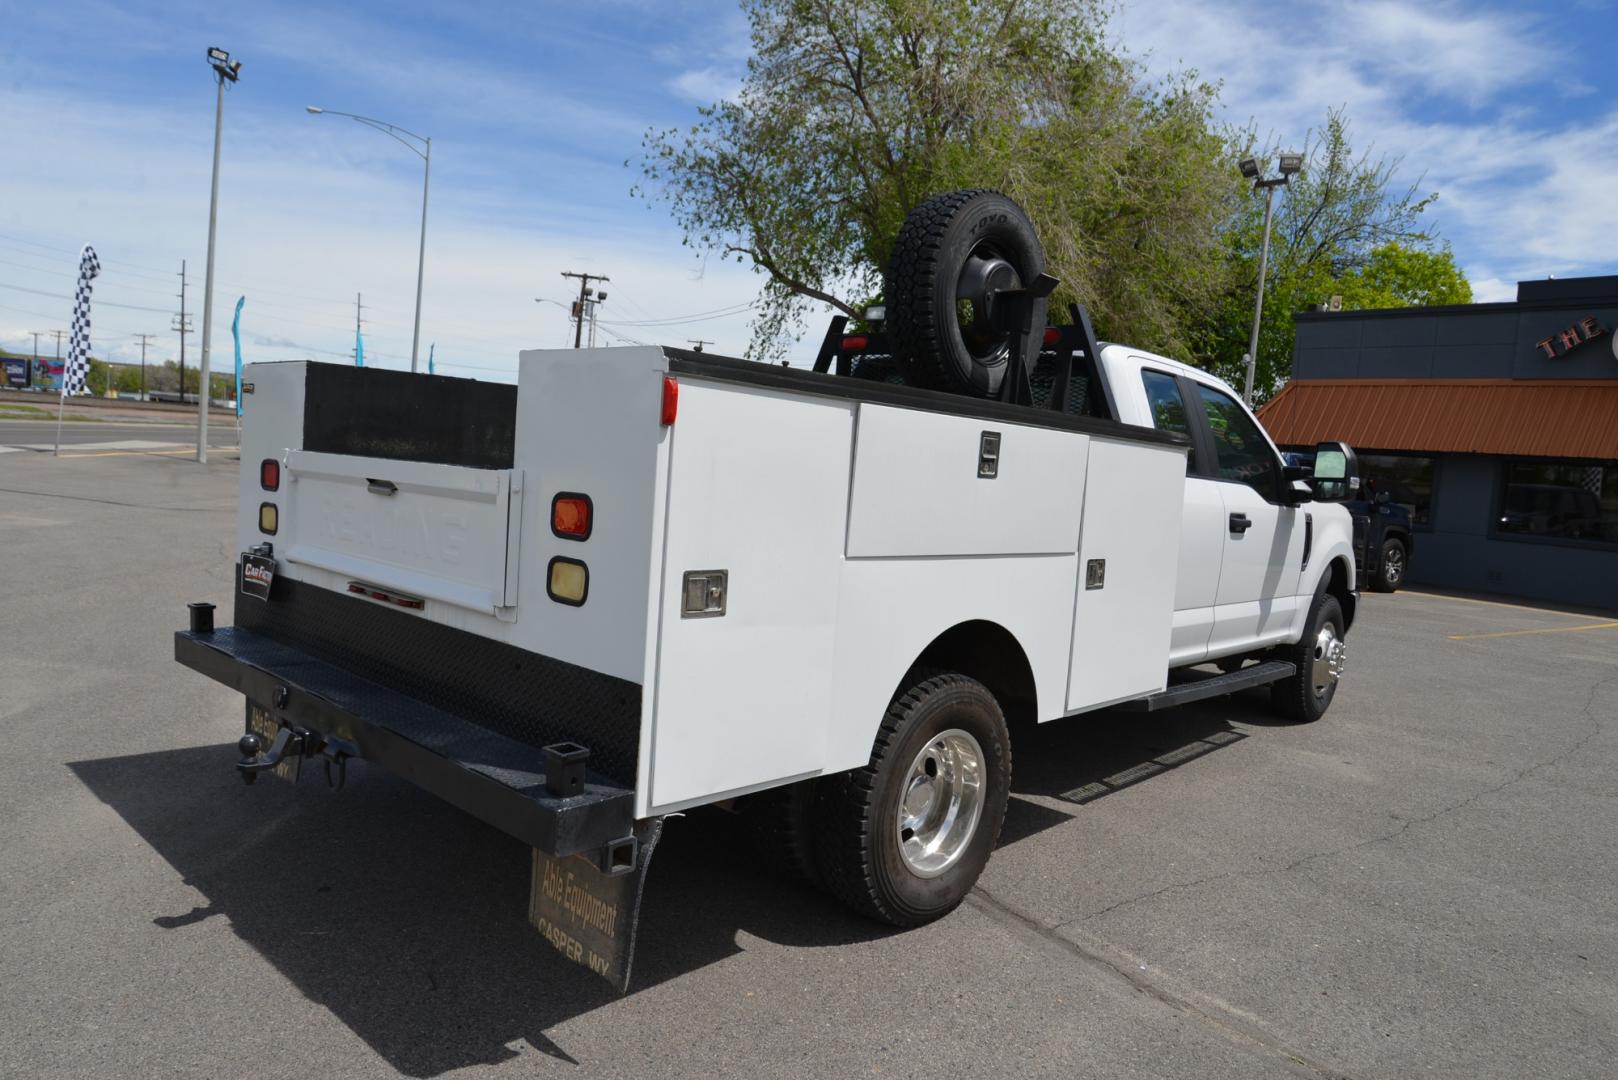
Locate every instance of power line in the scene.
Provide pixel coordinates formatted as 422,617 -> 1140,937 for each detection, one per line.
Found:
0,280 -> 174,314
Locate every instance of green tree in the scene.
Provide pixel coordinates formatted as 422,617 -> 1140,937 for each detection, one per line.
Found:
1204,110 -> 1455,397
638,0 -> 1238,360
1333,242 -> 1472,310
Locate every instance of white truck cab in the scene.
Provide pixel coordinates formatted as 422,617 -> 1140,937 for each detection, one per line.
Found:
1101,346 -> 1356,668
174,190 -> 1361,991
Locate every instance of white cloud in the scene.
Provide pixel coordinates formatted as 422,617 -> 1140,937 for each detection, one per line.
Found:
1114,0 -> 1617,290
669,67 -> 742,105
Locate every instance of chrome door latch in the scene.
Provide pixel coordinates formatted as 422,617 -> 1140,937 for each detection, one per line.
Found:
681,570 -> 728,618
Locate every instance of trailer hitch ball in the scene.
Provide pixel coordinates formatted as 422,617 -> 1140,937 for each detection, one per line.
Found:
236,732 -> 265,785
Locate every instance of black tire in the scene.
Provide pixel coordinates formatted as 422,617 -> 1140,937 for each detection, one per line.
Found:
885,190 -> 1047,398
1270,592 -> 1346,723
737,779 -> 820,887
814,674 -> 1012,926
1372,537 -> 1406,593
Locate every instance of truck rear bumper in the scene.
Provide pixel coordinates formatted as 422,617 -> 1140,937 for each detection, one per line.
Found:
174,625 -> 635,860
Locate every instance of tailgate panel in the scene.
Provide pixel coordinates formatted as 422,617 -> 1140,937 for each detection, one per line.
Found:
282,450 -> 523,616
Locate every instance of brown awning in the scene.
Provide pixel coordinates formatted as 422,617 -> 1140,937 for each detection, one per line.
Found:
1257,379 -> 1618,460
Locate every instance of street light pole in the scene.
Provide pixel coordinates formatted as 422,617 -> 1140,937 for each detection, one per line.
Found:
411,139 -> 430,373
1242,182 -> 1277,407
307,106 -> 431,372
198,47 -> 241,464
1237,151 -> 1302,406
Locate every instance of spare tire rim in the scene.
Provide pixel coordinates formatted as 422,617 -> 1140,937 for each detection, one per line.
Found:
955,243 -> 1020,366
897,728 -> 986,878
1311,624 -> 1346,698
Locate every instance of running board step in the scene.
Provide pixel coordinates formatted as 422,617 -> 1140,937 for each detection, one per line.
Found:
1117,660 -> 1296,713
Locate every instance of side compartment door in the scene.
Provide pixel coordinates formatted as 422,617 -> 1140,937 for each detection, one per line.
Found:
1139,368 -> 1221,665
1191,383 -> 1304,651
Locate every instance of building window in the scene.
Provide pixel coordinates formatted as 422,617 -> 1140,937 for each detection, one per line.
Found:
1496,460 -> 1618,548
1360,454 -> 1435,527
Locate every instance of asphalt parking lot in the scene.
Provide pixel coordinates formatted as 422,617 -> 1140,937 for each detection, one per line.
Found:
3,446 -> 1615,1079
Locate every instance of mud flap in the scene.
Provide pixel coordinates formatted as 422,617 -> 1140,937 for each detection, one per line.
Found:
527,817 -> 662,993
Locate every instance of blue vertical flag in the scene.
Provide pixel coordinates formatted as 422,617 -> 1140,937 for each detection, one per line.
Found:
355,328 -> 364,368
231,296 -> 245,416
428,342 -> 434,375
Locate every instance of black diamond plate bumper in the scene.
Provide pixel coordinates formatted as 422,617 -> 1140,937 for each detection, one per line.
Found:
175,625 -> 636,859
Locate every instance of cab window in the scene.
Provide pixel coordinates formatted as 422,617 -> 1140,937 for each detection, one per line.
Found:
1195,383 -> 1277,496
1140,370 -> 1195,472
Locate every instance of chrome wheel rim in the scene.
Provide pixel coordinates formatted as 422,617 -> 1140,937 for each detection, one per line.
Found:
1384,547 -> 1403,584
896,728 -> 985,878
1311,624 -> 1346,699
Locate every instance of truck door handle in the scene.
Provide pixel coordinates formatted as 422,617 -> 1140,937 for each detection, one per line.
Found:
1228,513 -> 1251,534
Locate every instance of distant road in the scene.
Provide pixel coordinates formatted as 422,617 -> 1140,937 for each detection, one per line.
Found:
0,419 -> 240,450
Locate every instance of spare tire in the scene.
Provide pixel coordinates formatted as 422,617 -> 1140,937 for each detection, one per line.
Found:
885,189 -> 1047,398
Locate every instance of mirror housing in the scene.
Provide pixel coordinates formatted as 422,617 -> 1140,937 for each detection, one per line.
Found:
1309,441 -> 1360,502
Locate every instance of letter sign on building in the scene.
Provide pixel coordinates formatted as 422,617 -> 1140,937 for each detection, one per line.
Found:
1536,315 -> 1608,360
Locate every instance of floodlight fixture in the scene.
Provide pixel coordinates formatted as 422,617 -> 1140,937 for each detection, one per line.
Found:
207,46 -> 240,82
1278,151 -> 1303,176
1238,157 -> 1261,180
305,105 -> 324,113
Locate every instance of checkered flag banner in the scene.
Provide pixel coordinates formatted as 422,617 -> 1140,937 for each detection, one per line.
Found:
63,244 -> 101,397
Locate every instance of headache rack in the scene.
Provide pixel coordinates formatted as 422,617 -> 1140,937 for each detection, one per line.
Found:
811,301 -> 1119,421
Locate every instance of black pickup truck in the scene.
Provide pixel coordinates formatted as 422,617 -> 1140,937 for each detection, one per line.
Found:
1284,452 -> 1412,593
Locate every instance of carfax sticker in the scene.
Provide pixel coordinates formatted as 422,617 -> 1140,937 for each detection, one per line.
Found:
240,553 -> 275,600
528,819 -> 662,993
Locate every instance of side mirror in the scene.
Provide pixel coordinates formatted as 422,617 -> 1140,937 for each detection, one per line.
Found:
1309,441 -> 1360,502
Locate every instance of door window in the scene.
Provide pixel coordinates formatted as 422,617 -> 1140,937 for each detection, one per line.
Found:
1140,370 -> 1195,472
1195,384 -> 1277,497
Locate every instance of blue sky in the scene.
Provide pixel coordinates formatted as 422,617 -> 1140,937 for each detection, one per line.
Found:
2,0 -> 1616,379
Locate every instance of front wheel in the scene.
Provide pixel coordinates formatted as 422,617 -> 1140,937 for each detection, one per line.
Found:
1372,537 -> 1406,592
814,674 -> 1011,926
1270,592 -> 1346,723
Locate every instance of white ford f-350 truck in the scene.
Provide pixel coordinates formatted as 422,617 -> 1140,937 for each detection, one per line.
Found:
176,191 -> 1361,990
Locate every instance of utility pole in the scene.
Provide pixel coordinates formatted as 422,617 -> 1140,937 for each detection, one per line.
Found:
174,260 -> 193,404
134,334 -> 155,400
49,330 -> 66,390
352,293 -> 365,365
30,331 -> 41,388
687,339 -> 713,354
560,271 -> 609,348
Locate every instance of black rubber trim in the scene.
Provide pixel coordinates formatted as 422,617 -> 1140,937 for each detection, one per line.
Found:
664,350 -> 1190,448
174,627 -> 634,857
547,556 -> 589,606
550,491 -> 594,541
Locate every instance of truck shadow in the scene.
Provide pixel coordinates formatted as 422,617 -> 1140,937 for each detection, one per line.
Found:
67,701 -> 1257,1075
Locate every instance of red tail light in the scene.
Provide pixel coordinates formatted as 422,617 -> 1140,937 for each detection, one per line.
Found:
260,458 -> 280,491
1042,326 -> 1060,347
661,376 -> 679,426
841,335 -> 869,351
552,493 -> 592,540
